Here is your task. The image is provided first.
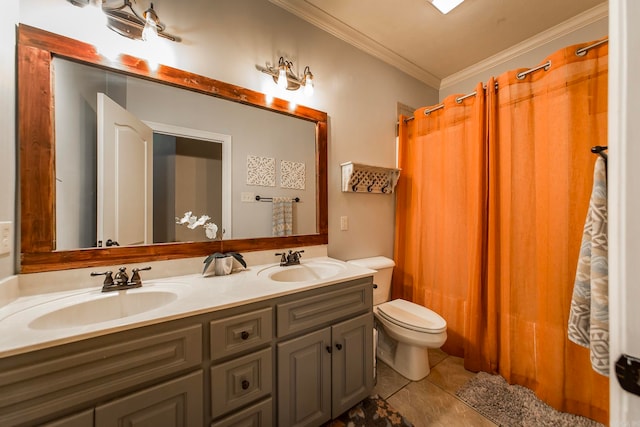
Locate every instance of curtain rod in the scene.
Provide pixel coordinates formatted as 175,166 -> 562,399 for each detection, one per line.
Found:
576,39 -> 608,56
402,38 -> 608,124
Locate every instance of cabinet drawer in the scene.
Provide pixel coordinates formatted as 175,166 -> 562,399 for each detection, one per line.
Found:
211,307 -> 273,360
277,281 -> 372,337
41,409 -> 94,427
211,397 -> 273,427
95,371 -> 203,427
211,347 -> 273,418
0,323 -> 202,427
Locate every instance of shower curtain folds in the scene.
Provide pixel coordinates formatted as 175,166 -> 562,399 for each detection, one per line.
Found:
394,38 -> 609,424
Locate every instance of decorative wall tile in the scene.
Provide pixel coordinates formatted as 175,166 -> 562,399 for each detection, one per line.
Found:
280,160 -> 306,189
246,155 -> 275,186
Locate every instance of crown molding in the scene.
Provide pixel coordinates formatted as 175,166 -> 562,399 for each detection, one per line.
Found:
440,3 -> 608,89
269,0 -> 442,89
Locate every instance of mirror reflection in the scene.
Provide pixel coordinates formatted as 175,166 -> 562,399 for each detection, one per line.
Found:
53,57 -> 317,250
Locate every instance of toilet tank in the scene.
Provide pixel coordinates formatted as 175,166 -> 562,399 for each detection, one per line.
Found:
347,256 -> 395,306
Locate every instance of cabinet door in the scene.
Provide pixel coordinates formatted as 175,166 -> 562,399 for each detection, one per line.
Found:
277,328 -> 331,427
331,312 -> 374,417
95,371 -> 203,427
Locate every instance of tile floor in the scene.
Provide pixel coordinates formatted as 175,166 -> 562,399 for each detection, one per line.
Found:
372,349 -> 497,427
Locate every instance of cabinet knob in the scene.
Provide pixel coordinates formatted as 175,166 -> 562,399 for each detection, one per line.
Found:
326,346 -> 332,353
335,343 -> 343,351
241,380 -> 250,390
241,331 -> 250,340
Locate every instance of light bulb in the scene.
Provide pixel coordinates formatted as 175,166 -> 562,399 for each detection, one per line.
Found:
142,3 -> 160,43
277,66 -> 288,90
142,19 -> 158,43
303,72 -> 314,97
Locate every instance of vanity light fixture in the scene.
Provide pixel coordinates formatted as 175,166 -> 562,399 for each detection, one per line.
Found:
258,57 -> 314,96
427,0 -> 464,14
66,0 -> 179,42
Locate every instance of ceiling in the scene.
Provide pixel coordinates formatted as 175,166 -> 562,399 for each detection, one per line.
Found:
269,0 -> 608,89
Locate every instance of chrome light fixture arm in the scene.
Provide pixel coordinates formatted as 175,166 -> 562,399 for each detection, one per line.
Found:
257,56 -> 314,94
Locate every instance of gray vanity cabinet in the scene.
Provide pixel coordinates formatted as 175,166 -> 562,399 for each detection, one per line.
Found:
0,276 -> 373,427
276,281 -> 374,427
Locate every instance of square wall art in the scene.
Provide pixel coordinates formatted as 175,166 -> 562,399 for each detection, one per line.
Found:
246,155 -> 275,187
281,160 -> 306,189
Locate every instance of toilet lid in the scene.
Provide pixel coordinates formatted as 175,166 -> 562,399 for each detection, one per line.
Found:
377,299 -> 447,333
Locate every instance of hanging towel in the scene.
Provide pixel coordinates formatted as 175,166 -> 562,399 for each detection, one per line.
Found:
568,157 -> 609,376
272,197 -> 293,236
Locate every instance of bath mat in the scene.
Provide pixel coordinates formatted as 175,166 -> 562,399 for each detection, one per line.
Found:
455,371 -> 604,427
323,395 -> 413,427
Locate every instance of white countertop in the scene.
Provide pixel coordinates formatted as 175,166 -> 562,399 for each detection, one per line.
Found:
0,257 -> 374,358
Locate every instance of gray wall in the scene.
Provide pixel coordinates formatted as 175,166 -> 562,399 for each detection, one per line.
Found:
0,1 -> 18,279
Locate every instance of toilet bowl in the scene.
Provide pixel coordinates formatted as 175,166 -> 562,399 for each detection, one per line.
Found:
347,257 -> 447,381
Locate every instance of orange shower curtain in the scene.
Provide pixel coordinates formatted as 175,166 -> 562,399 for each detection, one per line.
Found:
394,40 -> 609,423
394,82 -> 487,356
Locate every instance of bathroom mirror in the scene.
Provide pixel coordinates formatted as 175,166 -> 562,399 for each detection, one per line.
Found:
53,57 -> 318,249
18,25 -> 328,273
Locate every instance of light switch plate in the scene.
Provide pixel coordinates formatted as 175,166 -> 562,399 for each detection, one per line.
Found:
0,221 -> 11,256
241,192 -> 255,202
340,216 -> 348,231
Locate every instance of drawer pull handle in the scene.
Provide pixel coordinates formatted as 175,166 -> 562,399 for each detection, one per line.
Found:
241,331 -> 250,340
241,380 -> 250,390
326,346 -> 332,353
335,343 -> 343,351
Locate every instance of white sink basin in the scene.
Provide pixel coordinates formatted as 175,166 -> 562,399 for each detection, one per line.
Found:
258,260 -> 346,283
28,285 -> 186,330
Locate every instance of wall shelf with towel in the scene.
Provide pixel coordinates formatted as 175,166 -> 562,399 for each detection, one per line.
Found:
340,162 -> 401,194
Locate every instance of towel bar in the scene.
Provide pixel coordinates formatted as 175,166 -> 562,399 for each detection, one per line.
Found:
255,196 -> 300,202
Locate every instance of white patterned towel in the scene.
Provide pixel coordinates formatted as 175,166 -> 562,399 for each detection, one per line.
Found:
568,157 -> 608,376
272,197 -> 293,236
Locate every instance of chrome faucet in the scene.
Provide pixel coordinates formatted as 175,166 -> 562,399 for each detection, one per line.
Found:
275,250 -> 304,266
91,266 -> 152,292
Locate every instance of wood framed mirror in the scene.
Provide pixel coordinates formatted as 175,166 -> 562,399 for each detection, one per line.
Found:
18,24 -> 328,273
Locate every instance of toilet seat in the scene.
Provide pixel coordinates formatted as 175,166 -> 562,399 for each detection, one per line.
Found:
376,299 -> 446,334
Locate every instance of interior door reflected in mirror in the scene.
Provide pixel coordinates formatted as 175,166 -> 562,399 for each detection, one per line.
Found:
97,92 -> 153,248
53,57 -> 316,250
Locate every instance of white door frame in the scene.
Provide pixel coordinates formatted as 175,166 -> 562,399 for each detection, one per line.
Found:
608,0 -> 640,424
143,121 -> 232,239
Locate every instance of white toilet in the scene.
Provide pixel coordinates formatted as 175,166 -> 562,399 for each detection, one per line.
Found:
348,256 -> 447,381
